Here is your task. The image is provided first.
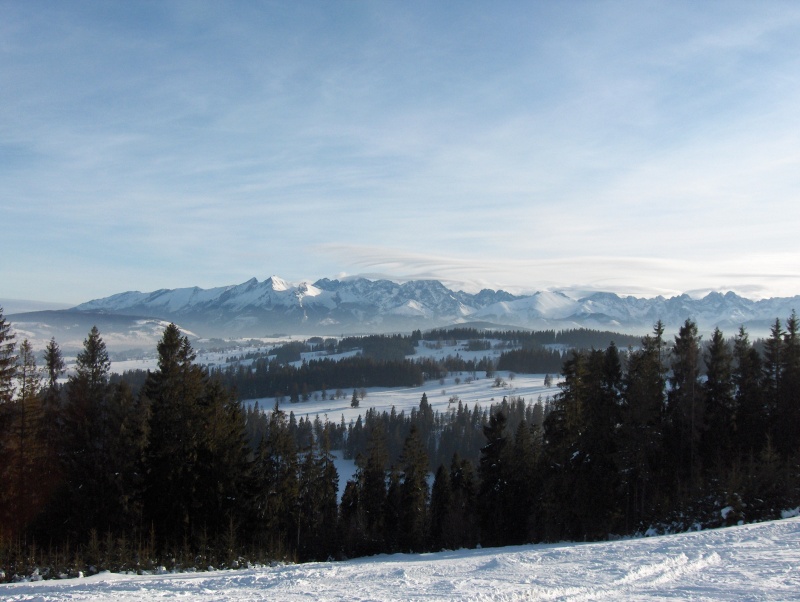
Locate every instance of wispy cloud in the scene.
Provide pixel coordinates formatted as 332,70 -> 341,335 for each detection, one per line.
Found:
4,2 -> 800,303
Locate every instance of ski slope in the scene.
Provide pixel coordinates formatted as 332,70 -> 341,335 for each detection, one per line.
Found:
4,517 -> 800,601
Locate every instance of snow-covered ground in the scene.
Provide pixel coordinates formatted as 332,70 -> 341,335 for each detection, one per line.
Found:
246,369 -> 555,428
237,339 -> 557,423
4,517 -> 800,601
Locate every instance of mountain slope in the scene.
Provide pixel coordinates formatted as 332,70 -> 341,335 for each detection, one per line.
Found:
67,276 -> 800,338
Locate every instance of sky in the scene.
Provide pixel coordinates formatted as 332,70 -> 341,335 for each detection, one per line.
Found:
3,1 -> 800,308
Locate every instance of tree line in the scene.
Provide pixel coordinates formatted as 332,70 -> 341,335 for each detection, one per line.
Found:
1,306 -> 800,582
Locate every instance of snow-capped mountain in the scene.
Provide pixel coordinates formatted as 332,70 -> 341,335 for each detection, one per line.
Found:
64,276 -> 800,338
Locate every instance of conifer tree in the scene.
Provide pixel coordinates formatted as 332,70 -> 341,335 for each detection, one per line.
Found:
358,422 -> 389,555
449,454 -> 478,548
0,339 -> 42,538
732,327 -> 764,456
43,337 -> 65,392
428,464 -> 452,551
383,466 -> 402,553
777,312 -> 800,458
702,327 -> 735,473
40,337 -> 65,454
763,318 -> 783,431
144,324 -> 217,548
619,321 -> 667,529
60,326 -> 113,537
478,409 -> 509,547
252,400 -> 299,557
52,326 -> 145,542
13,341 -> 42,531
506,419 -> 539,543
0,308 -> 16,539
667,319 -> 704,491
0,306 -> 17,404
296,430 -> 339,561
398,424 -> 429,552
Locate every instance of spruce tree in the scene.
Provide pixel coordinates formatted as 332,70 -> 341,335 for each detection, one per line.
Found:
0,306 -> 17,404
143,324 -> 209,549
702,327 -> 735,473
478,409 -> 509,547
428,464 -> 452,551
358,422 -> 388,555
667,319 -> 704,491
763,318 -> 783,431
449,454 -> 478,548
296,430 -> 339,561
777,312 -> 800,458
619,322 -> 667,529
12,340 -> 42,535
398,424 -> 429,552
252,400 -> 299,558
58,326 -> 146,541
732,327 -> 765,457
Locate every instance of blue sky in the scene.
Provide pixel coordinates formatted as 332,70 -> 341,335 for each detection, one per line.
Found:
3,1 -> 800,307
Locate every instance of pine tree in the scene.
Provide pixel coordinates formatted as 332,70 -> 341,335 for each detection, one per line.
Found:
428,464 -> 452,551
732,327 -> 765,457
762,318 -> 783,432
449,454 -> 478,548
398,424 -> 429,552
777,312 -> 800,458
40,337 -> 65,451
0,306 -> 17,404
143,324 -> 211,548
13,340 -> 42,534
296,431 -> 339,562
506,419 -> 539,543
478,409 -> 509,547
667,319 -> 704,491
619,321 -> 667,529
702,327 -> 735,473
43,337 -> 65,392
60,326 -> 113,538
252,400 -> 299,558
0,308 -> 16,540
358,422 -> 388,555
192,378 -> 250,553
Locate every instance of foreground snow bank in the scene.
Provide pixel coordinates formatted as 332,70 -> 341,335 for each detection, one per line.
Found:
4,517 -> 800,601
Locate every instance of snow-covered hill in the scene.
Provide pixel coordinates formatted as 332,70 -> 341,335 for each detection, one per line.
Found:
4,517 -> 800,600
62,276 -> 800,338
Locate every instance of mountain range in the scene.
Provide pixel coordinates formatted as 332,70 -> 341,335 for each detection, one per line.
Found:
7,276 -> 800,351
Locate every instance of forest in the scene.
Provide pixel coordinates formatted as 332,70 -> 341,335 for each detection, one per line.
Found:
1,307 -> 799,582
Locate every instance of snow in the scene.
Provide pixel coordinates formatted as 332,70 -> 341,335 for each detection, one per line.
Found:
4,517 -> 800,600
246,369 -> 555,429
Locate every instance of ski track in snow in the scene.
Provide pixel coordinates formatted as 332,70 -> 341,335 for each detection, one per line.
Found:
4,518 -> 800,601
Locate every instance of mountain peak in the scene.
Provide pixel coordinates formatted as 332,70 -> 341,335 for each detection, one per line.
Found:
265,275 -> 290,291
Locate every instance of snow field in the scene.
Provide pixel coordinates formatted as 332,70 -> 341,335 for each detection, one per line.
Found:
4,517 -> 800,601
